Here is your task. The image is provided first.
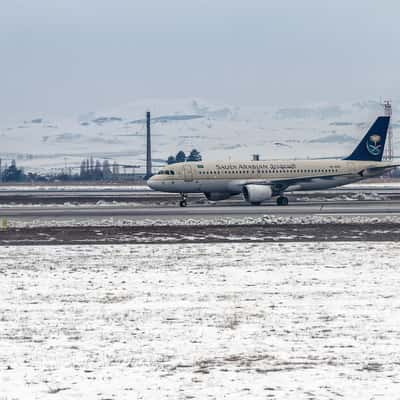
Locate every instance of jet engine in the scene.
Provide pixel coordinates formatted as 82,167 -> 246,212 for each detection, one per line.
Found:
204,192 -> 233,201
242,184 -> 272,205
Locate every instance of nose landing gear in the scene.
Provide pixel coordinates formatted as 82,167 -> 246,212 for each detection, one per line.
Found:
179,193 -> 188,207
276,196 -> 289,206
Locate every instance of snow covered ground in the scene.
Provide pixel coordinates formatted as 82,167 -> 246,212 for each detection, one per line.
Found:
1,243 -> 400,399
5,214 -> 400,229
0,185 -> 150,192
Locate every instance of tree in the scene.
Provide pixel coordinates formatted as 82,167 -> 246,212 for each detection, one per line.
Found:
175,150 -> 186,163
2,160 -> 24,182
89,156 -> 94,173
102,160 -> 112,179
94,160 -> 103,180
187,148 -> 202,162
167,155 -> 176,164
112,161 -> 119,175
80,160 -> 87,178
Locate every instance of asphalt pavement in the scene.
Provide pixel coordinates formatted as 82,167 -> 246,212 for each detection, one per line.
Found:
2,184 -> 400,219
2,200 -> 400,218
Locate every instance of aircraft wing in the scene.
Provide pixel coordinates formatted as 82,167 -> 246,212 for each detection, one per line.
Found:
236,163 -> 400,195
243,172 -> 357,194
358,164 -> 400,177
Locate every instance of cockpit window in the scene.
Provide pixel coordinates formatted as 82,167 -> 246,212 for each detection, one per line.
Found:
157,170 -> 175,175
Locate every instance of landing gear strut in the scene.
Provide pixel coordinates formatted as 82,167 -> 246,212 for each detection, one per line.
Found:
276,196 -> 289,206
179,193 -> 188,207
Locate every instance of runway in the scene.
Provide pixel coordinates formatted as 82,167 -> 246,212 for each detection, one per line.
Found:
2,187 -> 400,245
2,200 -> 400,218
2,183 -> 400,219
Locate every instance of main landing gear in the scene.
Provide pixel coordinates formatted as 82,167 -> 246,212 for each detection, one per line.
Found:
179,193 -> 188,207
276,196 -> 289,206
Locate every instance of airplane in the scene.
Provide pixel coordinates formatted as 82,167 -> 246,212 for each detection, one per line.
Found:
147,115 -> 397,207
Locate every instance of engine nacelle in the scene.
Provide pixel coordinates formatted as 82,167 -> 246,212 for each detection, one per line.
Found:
204,192 -> 233,201
242,184 -> 272,204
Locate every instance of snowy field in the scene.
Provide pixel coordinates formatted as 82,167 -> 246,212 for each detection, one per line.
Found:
1,183 -> 400,192
1,243 -> 400,399
0,185 -> 150,192
5,214 -> 400,229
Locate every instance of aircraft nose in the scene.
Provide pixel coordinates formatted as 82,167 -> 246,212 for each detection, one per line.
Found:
147,176 -> 158,190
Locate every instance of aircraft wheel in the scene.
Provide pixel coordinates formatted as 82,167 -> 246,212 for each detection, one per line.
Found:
251,202 -> 261,206
179,200 -> 187,207
276,196 -> 289,206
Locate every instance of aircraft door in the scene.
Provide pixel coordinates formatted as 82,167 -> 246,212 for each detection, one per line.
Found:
183,164 -> 194,182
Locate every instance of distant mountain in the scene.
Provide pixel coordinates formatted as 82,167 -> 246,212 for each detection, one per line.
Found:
0,98 -> 398,173
275,106 -> 343,120
308,134 -> 356,144
129,114 -> 203,124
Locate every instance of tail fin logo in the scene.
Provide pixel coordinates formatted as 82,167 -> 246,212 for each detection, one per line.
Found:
366,134 -> 382,156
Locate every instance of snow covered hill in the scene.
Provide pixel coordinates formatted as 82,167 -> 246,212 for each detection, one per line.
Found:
1,98 -> 399,173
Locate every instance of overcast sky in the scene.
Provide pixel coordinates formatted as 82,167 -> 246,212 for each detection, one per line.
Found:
1,0 -> 399,118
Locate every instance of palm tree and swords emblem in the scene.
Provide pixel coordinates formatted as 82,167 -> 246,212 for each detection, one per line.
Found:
366,134 -> 382,155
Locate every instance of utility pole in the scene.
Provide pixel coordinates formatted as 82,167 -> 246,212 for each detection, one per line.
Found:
146,111 -> 152,179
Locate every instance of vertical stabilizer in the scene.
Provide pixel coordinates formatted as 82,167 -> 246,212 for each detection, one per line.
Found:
345,116 -> 390,161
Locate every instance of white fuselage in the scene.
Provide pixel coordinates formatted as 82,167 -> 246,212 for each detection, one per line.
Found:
147,159 -> 393,195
